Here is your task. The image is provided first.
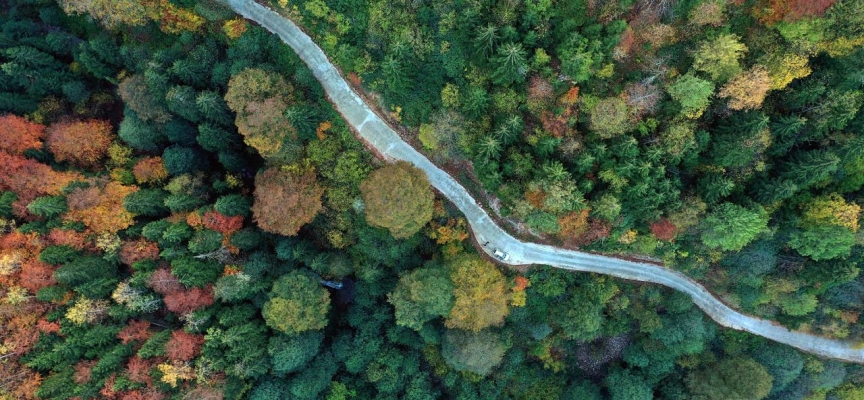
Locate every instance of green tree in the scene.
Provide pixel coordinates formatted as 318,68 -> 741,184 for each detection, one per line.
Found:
441,329 -> 506,377
123,188 -> 168,216
492,43 -> 528,85
360,161 -> 434,239
701,203 -> 768,251
197,123 -> 239,153
215,194 -> 252,217
388,266 -> 455,330
162,146 -> 209,175
686,357 -> 773,400
118,108 -> 166,152
789,225 -> 856,261
268,331 -> 324,376
692,34 -> 747,81
165,85 -> 201,122
589,97 -> 631,138
667,73 -> 714,118
605,370 -> 653,400
27,196 -> 67,218
262,271 -> 330,336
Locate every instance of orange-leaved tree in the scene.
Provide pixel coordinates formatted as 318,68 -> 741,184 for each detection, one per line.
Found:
46,119 -> 114,169
0,114 -> 44,155
65,179 -> 138,233
0,152 -> 81,216
252,167 -> 324,236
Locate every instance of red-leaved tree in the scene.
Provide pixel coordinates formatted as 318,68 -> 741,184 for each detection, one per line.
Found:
19,260 -> 56,293
252,168 -> 323,236
755,0 -> 836,24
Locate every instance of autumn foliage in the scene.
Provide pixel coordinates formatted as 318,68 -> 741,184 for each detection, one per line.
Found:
118,320 -> 153,344
754,0 -> 836,24
0,152 -> 81,216
650,218 -> 678,241
202,210 -> 244,235
360,161 -> 435,239
0,114 -> 44,155
118,239 -> 160,266
252,168 -> 324,236
46,119 -> 114,169
47,228 -> 88,251
558,209 -> 591,239
147,268 -> 214,314
164,330 -> 204,361
133,157 -> 168,184
147,268 -> 184,296
165,285 -> 214,314
65,179 -> 138,233
19,260 -> 57,293
446,255 -> 510,332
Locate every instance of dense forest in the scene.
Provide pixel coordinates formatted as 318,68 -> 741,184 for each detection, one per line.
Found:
1,0 -> 864,399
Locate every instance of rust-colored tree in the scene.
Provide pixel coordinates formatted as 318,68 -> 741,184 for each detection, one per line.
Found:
118,239 -> 160,266
73,360 -> 96,384
65,179 -> 138,233
19,260 -> 57,293
0,114 -> 44,155
117,320 -> 153,345
164,330 -> 204,361
252,168 -> 323,236
46,119 -> 114,169
573,219 -> 612,247
650,218 -> 678,241
147,268 -> 183,296
558,209 -> 591,239
202,210 -> 243,235
754,0 -> 836,24
125,356 -> 157,385
163,285 -> 214,314
47,228 -> 88,251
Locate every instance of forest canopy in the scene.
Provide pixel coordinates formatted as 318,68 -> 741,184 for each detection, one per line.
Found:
1,0 -> 864,399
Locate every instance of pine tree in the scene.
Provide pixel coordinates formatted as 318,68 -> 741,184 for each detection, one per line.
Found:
26,196 -> 67,218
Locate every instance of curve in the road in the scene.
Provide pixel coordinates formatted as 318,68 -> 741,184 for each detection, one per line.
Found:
222,0 -> 864,364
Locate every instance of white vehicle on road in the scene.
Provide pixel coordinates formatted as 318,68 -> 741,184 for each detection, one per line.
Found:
493,249 -> 509,261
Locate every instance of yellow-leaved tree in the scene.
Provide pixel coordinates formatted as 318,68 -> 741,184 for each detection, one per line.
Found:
445,255 -> 510,332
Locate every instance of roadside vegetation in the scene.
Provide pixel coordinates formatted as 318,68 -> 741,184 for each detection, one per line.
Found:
0,0 -> 863,399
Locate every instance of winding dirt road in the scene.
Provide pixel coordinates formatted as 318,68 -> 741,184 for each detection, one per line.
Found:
223,0 -> 864,364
